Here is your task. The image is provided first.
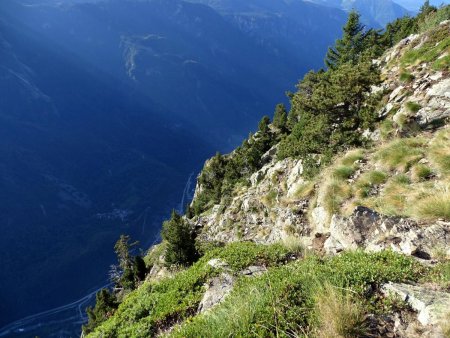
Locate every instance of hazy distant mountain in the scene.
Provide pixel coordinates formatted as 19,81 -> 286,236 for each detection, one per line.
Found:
0,0 -> 346,332
307,0 -> 412,27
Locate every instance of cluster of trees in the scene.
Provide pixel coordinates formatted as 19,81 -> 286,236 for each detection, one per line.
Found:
83,235 -> 148,334
277,11 -> 383,176
277,2 -> 448,175
383,1 -> 445,47
188,113 -> 280,216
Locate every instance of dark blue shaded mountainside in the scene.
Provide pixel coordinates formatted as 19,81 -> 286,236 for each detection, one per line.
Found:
0,0 -> 351,332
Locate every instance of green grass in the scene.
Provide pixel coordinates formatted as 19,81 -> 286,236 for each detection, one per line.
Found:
355,170 -> 388,198
340,149 -> 365,167
144,242 -> 167,268
429,128 -> 450,175
323,179 -> 352,215
169,251 -> 425,338
86,242 -> 294,337
401,24 -> 450,70
380,118 -> 396,140
375,138 -> 426,172
411,163 -> 433,182
88,242 -> 450,338
332,166 -> 354,180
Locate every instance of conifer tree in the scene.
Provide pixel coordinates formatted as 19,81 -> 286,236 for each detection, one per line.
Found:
273,103 -> 288,132
83,288 -> 118,334
162,210 -> 198,266
325,11 -> 366,69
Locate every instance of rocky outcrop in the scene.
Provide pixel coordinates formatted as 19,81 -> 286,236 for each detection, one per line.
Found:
198,273 -> 235,313
323,206 -> 450,258
380,22 -> 450,130
198,259 -> 268,313
382,283 -> 450,337
195,154 -> 310,245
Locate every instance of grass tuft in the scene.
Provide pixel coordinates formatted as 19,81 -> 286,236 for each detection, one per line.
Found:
414,192 -> 450,221
293,181 -> 315,199
406,101 -> 421,113
340,149 -> 365,167
429,128 -> 450,175
323,179 -> 352,215
399,71 -> 415,83
333,166 -> 354,180
314,284 -> 368,338
411,164 -> 433,182
375,138 -> 426,172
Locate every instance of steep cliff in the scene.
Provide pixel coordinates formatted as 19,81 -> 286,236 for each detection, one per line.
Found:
84,11 -> 450,338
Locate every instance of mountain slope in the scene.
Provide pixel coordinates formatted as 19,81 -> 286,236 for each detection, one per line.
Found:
83,7 -> 450,338
0,0 -> 347,332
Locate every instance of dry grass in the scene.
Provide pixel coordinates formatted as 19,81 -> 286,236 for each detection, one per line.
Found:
441,311 -> 450,338
414,191 -> 450,221
429,128 -> 450,175
293,181 -> 316,199
314,284 -> 368,338
281,235 -> 305,255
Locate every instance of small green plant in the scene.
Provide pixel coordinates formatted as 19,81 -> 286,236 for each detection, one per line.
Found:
399,71 -> 415,83
411,163 -> 433,182
332,166 -> 354,180
406,101 -> 421,113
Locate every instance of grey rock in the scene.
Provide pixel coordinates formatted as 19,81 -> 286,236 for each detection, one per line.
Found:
207,258 -> 230,270
198,273 -> 235,313
325,207 -> 450,257
382,283 -> 450,328
241,265 -> 267,276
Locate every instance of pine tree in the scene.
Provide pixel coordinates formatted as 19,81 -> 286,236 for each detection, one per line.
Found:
258,115 -> 271,133
162,210 -> 198,266
325,11 -> 366,69
83,289 -> 118,334
273,103 -> 288,132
